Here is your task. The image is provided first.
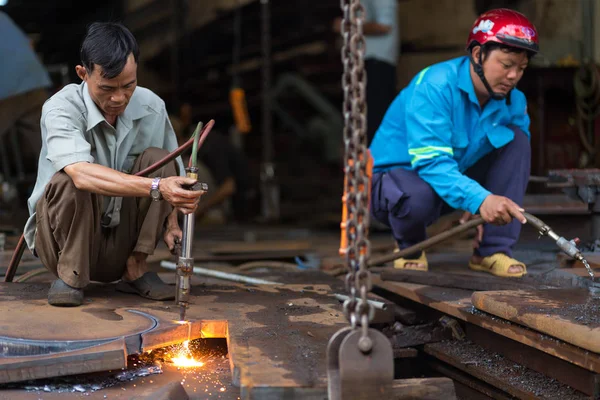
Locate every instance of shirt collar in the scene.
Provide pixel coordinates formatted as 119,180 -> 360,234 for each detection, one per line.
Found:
457,56 -> 504,115
82,83 -> 153,131
458,56 -> 480,106
121,87 -> 153,123
82,82 -> 105,131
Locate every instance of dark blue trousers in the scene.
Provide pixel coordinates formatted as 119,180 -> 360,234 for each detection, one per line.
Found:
370,127 -> 530,258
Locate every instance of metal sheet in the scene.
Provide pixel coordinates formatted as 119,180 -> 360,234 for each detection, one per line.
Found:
0,302 -> 155,342
548,169 -> 600,187
472,289 -> 600,354
373,276 -> 600,373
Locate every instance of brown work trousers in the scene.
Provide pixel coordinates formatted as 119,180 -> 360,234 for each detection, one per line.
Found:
35,148 -> 177,289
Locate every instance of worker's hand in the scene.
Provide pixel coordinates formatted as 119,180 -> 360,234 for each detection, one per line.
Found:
459,211 -> 484,249
479,195 -> 526,226
159,176 -> 205,214
164,224 -> 183,255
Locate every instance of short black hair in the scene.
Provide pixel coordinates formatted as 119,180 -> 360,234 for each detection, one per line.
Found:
478,42 -> 535,61
80,22 -> 139,79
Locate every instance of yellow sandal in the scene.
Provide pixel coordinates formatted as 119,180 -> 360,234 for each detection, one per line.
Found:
468,253 -> 527,278
394,250 -> 428,271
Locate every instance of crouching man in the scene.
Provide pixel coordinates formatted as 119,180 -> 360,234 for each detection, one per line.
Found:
24,22 -> 204,306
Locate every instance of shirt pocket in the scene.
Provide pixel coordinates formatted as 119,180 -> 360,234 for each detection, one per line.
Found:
486,122 -> 514,149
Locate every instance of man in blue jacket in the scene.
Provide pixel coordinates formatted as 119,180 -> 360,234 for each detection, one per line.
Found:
369,9 -> 539,277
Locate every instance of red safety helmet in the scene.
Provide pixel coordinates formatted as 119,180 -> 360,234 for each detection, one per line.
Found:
467,8 -> 539,54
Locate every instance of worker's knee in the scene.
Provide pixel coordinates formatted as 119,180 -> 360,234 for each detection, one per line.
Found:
383,183 -> 438,224
48,170 -> 75,187
507,125 -> 531,157
46,171 -> 90,201
372,169 -> 439,224
400,185 -> 440,224
135,147 -> 178,176
38,172 -> 98,226
141,147 -> 170,161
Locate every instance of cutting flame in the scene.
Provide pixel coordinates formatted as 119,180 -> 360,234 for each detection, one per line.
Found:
170,340 -> 204,368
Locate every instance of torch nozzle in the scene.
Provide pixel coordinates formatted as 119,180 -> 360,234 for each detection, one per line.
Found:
522,212 -> 594,279
176,258 -> 193,322
179,304 -> 187,322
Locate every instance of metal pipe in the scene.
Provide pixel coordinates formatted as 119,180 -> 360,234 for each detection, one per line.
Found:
368,212 -> 588,273
181,214 -> 194,259
368,217 -> 484,266
160,261 -> 279,285
528,175 -> 550,183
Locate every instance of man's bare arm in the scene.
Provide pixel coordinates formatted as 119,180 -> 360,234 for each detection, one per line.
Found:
64,162 -> 204,214
64,162 -> 152,197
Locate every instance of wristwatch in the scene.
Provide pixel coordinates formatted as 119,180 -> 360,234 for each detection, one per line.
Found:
150,177 -> 162,201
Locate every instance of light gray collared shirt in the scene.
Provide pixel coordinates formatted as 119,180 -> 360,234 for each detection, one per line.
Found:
24,82 -> 184,252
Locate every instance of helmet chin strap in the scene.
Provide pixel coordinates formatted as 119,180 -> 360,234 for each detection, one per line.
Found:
469,49 -> 511,104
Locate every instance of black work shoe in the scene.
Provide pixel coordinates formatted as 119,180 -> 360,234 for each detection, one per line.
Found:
48,279 -> 84,307
116,271 -> 175,301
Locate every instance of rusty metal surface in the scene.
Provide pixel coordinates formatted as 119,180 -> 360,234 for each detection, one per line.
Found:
522,194 -> 589,215
380,268 -> 538,292
472,289 -> 600,354
466,324 -> 600,396
0,270 -> 347,397
373,276 -> 600,373
391,378 -> 456,400
425,341 -> 587,399
548,169 -> 600,187
0,302 -> 156,342
0,348 -> 237,399
428,360 -> 514,400
0,339 -> 127,386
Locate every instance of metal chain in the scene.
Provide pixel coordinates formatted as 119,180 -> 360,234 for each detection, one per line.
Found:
340,0 -> 375,353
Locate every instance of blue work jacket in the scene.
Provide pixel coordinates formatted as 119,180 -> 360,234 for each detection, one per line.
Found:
369,56 -> 530,214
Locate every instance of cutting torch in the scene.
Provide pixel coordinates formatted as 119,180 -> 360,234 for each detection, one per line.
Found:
174,122 -> 210,321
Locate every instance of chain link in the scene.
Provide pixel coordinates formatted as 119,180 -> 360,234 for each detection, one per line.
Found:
340,0 -> 373,352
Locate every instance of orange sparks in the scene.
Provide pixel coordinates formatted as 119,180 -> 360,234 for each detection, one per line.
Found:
170,340 -> 204,368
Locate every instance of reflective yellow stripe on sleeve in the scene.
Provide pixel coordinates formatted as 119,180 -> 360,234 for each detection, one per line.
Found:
415,67 -> 431,85
408,146 -> 453,164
